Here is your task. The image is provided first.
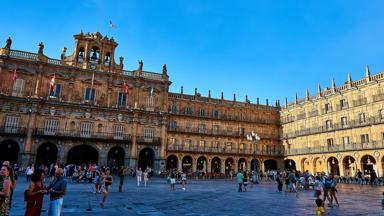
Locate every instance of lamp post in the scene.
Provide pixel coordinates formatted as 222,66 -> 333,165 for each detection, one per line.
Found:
246,130 -> 260,184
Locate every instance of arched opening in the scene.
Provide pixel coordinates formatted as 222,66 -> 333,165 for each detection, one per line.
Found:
35,142 -> 58,167
361,155 -> 377,176
301,158 -> 311,173
211,157 -> 221,173
77,47 -> 85,62
313,157 -> 326,174
251,159 -> 260,172
342,156 -> 356,177
67,145 -> 98,165
327,157 -> 340,176
197,156 -> 207,172
90,46 -> 100,63
264,159 -> 277,172
0,140 -> 19,165
107,146 -> 125,168
104,52 -> 111,65
182,155 -> 193,173
238,158 -> 247,171
166,155 -> 178,170
138,148 -> 155,170
285,159 -> 296,171
225,158 -> 234,174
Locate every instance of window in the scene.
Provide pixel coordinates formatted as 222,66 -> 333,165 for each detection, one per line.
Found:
325,120 -> 333,129
360,134 -> 369,144
70,121 -> 76,131
341,117 -> 348,127
50,84 -> 61,98
340,99 -> 347,109
169,138 -> 176,145
185,122 -> 191,131
147,88 -> 155,108
118,92 -> 127,107
80,122 -> 93,137
185,107 -> 192,115
198,124 -> 206,133
170,105 -> 177,114
170,121 -> 177,130
184,139 -> 192,148
144,128 -> 154,139
44,119 -> 59,135
12,78 -> 25,97
213,110 -> 219,118
97,123 -> 103,133
213,125 -> 219,134
85,88 -> 95,101
342,136 -> 350,145
324,103 -> 332,113
5,116 -> 20,133
239,143 -> 245,152
113,124 -> 124,139
359,113 -> 366,123
226,142 -> 232,151
327,138 -> 334,147
213,141 -> 220,149
199,108 -> 206,117
239,127 -> 245,136
199,140 -> 205,149
264,145 -> 270,153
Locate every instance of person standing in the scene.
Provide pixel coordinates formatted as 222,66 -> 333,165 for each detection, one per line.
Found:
118,166 -> 125,192
242,171 -> 248,192
236,171 -> 244,192
181,172 -> 187,190
46,168 -> 67,216
2,161 -> 16,210
0,165 -> 11,216
25,169 -> 46,216
100,169 -> 113,208
143,170 -> 149,188
170,170 -> 176,191
276,173 -> 283,192
136,168 -> 142,187
26,165 -> 34,183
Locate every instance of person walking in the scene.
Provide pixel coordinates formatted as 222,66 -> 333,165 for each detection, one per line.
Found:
276,173 -> 283,192
118,166 -> 125,192
170,170 -> 176,191
46,168 -> 67,216
25,169 -> 46,216
26,165 -> 34,183
2,161 -> 16,210
136,168 -> 142,187
242,171 -> 248,192
143,170 -> 149,188
100,169 -> 113,208
181,172 -> 187,190
0,165 -> 11,216
236,171 -> 244,192
329,174 -> 339,207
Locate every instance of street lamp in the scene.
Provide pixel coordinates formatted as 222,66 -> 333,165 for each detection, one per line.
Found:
246,130 -> 260,184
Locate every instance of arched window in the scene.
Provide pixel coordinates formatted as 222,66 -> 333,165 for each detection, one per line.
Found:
104,52 -> 111,66
97,123 -> 103,133
90,47 -> 100,63
77,47 -> 85,62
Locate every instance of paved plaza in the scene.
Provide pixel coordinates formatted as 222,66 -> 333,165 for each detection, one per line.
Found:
9,176 -> 384,216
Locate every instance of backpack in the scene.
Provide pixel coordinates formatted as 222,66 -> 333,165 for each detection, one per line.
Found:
324,179 -> 332,188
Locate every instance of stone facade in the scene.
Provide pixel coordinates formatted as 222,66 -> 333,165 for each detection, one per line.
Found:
0,32 -> 282,173
281,68 -> 384,177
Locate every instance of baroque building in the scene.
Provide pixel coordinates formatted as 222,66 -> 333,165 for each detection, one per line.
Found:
0,32 -> 282,173
281,68 -> 384,177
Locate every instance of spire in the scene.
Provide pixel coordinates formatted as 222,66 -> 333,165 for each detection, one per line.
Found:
208,90 -> 211,98
305,88 -> 310,101
347,72 -> 353,88
317,84 -> 322,97
285,97 -> 288,108
194,88 -> 198,96
233,94 -> 236,101
221,92 -> 224,100
245,95 -> 250,103
366,65 -> 371,82
332,79 -> 336,93
180,86 -> 183,94
257,97 -> 259,105
266,98 -> 269,106
294,93 -> 298,104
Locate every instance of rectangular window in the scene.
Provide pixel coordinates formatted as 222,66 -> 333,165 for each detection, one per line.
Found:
147,95 -> 155,107
327,138 -> 334,147
5,116 -> 20,133
144,128 -> 154,139
199,108 -> 206,117
170,121 -> 177,130
198,124 -> 206,133
213,110 -> 219,118
80,122 -> 93,138
185,107 -> 192,115
184,139 -> 191,148
12,78 -> 25,97
170,105 -> 177,114
359,113 -> 366,123
226,142 -> 232,151
360,134 -> 369,144
341,117 -> 348,127
118,92 -> 127,107
113,124 -> 124,139
44,119 -> 59,135
325,120 -> 333,129
340,99 -> 347,109
239,127 -> 245,136
342,136 -> 350,145
213,125 -> 219,134
239,143 -> 245,151
199,140 -> 205,149
85,88 -> 95,101
169,138 -> 176,145
325,103 -> 332,113
50,84 -> 61,98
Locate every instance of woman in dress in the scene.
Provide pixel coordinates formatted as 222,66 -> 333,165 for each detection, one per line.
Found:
0,165 -> 11,216
25,169 -> 46,216
100,169 -> 113,208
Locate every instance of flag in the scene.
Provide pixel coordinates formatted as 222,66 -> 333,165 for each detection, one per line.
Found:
109,20 -> 117,29
50,73 -> 56,92
91,73 -> 95,88
12,68 -> 17,82
123,82 -> 129,94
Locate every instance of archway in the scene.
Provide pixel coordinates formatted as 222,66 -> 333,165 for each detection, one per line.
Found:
301,158 -> 310,172
225,158 -> 234,174
138,148 -> 155,170
166,155 -> 178,170
197,156 -> 207,172
211,157 -> 221,173
238,158 -> 247,171
361,155 -> 377,175
327,157 -> 340,175
0,140 -> 19,165
107,146 -> 125,168
264,159 -> 277,171
251,159 -> 260,172
182,155 -> 193,173
285,159 -> 296,171
67,145 -> 99,165
35,142 -> 58,167
342,155 -> 356,177
313,157 -> 326,174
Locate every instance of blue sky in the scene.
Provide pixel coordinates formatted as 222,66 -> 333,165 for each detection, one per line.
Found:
1,0 -> 384,105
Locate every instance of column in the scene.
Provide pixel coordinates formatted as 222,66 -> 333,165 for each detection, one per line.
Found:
260,160 -> 265,173
192,158 -> 197,172
207,160 -> 211,173
129,114 -> 138,168
22,106 -> 37,165
159,116 -> 167,171
177,156 -> 182,171
376,157 -> 382,177
220,159 -> 225,174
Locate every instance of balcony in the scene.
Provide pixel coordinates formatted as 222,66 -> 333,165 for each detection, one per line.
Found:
0,126 -> 27,136
167,145 -> 283,156
33,128 -> 132,143
136,136 -> 161,145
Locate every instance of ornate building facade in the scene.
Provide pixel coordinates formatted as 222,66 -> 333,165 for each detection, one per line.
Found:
281,68 -> 384,177
0,32 -> 282,173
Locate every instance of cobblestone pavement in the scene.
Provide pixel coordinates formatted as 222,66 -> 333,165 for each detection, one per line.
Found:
9,176 -> 384,216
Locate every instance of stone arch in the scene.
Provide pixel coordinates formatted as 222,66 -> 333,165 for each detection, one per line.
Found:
0,139 -> 20,165
225,157 -> 234,174
238,158 -> 247,171
211,157 -> 221,173
35,142 -> 58,168
138,147 -> 155,170
264,159 -> 277,172
284,159 -> 296,171
166,155 -> 178,170
182,155 -> 193,173
361,154 -> 377,175
67,144 -> 99,165
197,156 -> 208,172
313,157 -> 326,174
107,146 -> 125,167
301,157 -> 310,172
342,155 -> 356,177
250,159 -> 261,172
327,156 -> 340,176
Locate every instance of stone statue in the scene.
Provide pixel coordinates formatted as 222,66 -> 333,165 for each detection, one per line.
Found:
162,64 -> 167,74
61,47 -> 67,60
4,37 -> 12,49
138,60 -> 143,71
38,42 -> 44,55
119,56 -> 124,68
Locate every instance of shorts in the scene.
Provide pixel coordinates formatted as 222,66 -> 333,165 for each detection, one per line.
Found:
170,178 -> 176,184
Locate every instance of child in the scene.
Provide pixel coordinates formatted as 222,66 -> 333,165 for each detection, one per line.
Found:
315,198 -> 325,216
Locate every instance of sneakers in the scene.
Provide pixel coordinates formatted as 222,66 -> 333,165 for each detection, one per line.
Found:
182,188 -> 186,190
